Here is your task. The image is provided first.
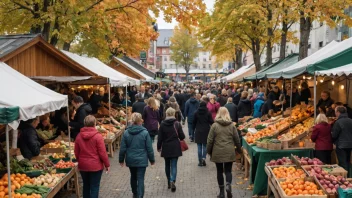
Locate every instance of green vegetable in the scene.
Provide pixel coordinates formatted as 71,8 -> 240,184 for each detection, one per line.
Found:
10,158 -> 25,173
15,185 -> 50,195
255,125 -> 266,130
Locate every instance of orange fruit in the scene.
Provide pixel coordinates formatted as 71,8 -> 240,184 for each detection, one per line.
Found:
305,186 -> 311,190
287,184 -> 293,189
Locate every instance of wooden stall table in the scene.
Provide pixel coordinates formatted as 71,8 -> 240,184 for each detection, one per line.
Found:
105,134 -> 117,158
46,166 -> 80,198
242,139 -> 313,196
114,128 -> 125,150
242,147 -> 251,179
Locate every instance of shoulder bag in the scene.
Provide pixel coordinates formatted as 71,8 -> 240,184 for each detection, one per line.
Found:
173,122 -> 188,152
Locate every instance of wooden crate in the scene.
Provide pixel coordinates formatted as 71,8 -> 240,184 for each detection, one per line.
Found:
302,165 -> 348,178
276,177 -> 327,198
268,142 -> 282,150
256,142 -> 268,149
41,148 -> 65,154
281,131 -> 309,149
313,176 -> 338,198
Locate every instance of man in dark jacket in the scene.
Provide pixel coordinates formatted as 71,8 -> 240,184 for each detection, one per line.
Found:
132,94 -> 146,115
19,118 -> 42,160
70,96 -> 92,140
184,93 -> 200,141
237,91 -> 252,119
89,89 -> 101,114
317,91 -> 334,116
332,106 -> 352,172
232,89 -> 241,105
224,97 -> 238,122
176,90 -> 187,124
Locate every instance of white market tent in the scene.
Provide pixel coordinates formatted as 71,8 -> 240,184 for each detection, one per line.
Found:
0,62 -> 68,129
265,40 -> 347,79
0,62 -> 68,198
62,50 -> 139,86
315,63 -> 352,76
222,63 -> 256,82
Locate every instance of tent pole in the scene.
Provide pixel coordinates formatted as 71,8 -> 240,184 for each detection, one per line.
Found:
314,74 -> 317,120
67,104 -> 72,161
108,83 -> 111,118
290,78 -> 293,109
126,85 -> 128,124
6,125 -> 12,198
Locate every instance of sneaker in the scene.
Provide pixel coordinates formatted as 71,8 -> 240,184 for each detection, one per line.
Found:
171,182 -> 176,192
202,159 -> 206,166
198,160 -> 203,166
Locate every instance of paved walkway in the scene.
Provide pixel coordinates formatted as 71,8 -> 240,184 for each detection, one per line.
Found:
60,123 -> 252,198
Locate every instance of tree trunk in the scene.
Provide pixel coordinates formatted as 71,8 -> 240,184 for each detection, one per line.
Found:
280,21 -> 288,60
299,16 -> 312,60
235,45 -> 242,70
30,3 -> 41,34
50,18 -> 60,46
266,7 -> 273,65
252,39 -> 261,71
63,42 -> 72,51
41,0 -> 51,41
185,64 -> 190,82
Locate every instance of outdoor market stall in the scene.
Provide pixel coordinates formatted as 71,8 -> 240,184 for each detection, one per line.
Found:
0,62 -> 81,198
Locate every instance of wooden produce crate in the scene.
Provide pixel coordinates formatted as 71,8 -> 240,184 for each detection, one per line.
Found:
281,131 -> 309,149
313,176 -> 338,198
302,165 -> 348,178
276,177 -> 327,198
268,142 -> 282,150
41,148 -> 65,154
256,141 -> 268,149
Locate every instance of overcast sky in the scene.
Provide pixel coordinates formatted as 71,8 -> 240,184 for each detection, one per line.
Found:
155,0 -> 215,29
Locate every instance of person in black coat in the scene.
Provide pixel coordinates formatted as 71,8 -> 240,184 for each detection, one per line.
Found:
88,90 -> 101,114
70,96 -> 92,140
224,97 -> 238,122
193,101 -> 214,166
129,86 -> 138,104
132,94 -> 146,115
237,91 -> 252,118
157,108 -> 185,192
217,89 -> 228,107
19,117 -> 42,160
317,91 -> 334,114
232,89 -> 241,105
300,82 -> 311,104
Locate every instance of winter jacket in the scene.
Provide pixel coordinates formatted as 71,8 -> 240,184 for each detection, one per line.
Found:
69,103 -> 92,139
237,98 -> 252,118
132,100 -> 146,115
119,125 -> 155,167
142,106 -> 160,135
185,98 -> 200,122
129,90 -> 138,104
300,88 -> 311,104
224,102 -> 238,122
253,98 -> 265,118
232,93 -> 241,105
175,93 -> 186,112
19,124 -> 41,160
311,122 -> 333,150
157,118 -> 185,158
207,102 -> 220,120
89,94 -> 101,114
207,118 -> 242,163
317,97 -> 334,110
164,102 -> 182,121
332,113 -> 352,149
74,127 -> 110,171
217,95 -> 228,107
193,104 -> 214,144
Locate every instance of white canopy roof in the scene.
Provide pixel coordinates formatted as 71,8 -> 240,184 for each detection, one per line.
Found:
62,51 -> 139,86
0,62 -> 68,129
222,63 -> 256,82
164,68 -> 223,74
315,63 -> 352,76
266,40 -> 343,78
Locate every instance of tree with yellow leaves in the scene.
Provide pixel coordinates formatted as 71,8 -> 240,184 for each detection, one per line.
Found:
170,25 -> 199,81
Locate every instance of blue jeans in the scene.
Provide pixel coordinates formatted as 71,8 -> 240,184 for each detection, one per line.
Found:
80,170 -> 103,198
164,157 -> 178,182
129,167 -> 146,197
197,143 -> 207,160
188,122 -> 194,139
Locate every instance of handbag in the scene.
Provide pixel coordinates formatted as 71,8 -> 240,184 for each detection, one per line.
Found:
173,122 -> 188,152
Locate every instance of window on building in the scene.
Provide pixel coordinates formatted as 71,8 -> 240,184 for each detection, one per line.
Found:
203,64 -> 206,68
320,22 -> 323,27
308,43 -> 311,49
162,49 -> 166,54
164,64 -> 167,68
273,46 -> 276,52
209,64 -> 211,68
319,41 -> 323,48
203,58 -> 206,62
164,56 -> 167,61
209,56 -> 211,61
203,52 -> 207,55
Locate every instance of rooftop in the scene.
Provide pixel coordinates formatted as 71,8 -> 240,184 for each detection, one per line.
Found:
0,34 -> 40,59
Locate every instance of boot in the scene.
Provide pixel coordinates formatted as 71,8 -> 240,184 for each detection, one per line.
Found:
217,185 -> 225,198
171,182 -> 176,192
198,159 -> 203,166
202,159 -> 206,166
168,182 -> 171,189
225,183 -> 232,198
133,195 -> 137,198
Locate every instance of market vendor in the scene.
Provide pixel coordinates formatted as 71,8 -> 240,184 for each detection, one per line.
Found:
18,117 -> 42,160
37,115 -> 51,130
70,96 -> 92,140
317,91 -> 334,116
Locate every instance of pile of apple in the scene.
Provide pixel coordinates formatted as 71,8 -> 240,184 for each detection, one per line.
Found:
294,156 -> 324,165
266,157 -> 294,166
305,166 -> 351,194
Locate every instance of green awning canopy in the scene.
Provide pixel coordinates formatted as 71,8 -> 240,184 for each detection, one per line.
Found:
0,107 -> 19,124
307,47 -> 352,74
244,54 -> 299,81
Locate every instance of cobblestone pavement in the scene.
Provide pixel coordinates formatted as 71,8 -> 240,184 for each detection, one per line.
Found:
59,123 -> 252,198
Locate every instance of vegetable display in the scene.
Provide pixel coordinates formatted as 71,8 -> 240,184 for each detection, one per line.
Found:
54,161 -> 75,169
272,166 -> 306,178
266,157 -> 293,166
0,173 -> 34,197
293,156 -> 324,165
15,185 -> 50,197
279,178 -> 324,196
33,173 -> 65,188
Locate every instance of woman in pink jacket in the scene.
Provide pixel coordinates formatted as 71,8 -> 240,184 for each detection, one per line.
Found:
75,115 -> 110,198
207,94 -> 221,120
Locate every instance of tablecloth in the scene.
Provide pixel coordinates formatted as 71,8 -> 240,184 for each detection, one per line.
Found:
242,139 -> 313,195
